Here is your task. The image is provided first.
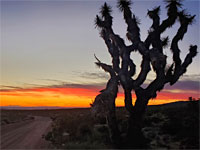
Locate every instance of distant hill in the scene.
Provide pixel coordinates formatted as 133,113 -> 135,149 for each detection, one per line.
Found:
151,100 -> 188,107
150,100 -> 199,108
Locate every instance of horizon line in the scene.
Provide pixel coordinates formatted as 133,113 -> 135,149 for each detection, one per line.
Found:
1,100 -> 195,110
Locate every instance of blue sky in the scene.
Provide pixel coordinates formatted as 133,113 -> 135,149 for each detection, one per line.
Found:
1,0 -> 199,90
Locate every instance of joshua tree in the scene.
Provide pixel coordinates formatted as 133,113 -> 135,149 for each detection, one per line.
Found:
91,0 -> 197,148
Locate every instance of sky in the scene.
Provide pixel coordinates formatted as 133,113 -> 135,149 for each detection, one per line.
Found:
0,0 -> 199,107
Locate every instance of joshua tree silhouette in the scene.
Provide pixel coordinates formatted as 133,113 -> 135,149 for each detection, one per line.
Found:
91,0 -> 198,148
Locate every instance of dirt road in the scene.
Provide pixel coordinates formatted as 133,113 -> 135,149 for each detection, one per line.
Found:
0,116 -> 52,149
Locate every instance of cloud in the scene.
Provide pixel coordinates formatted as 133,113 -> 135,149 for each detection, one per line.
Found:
0,81 -> 107,93
80,72 -> 109,80
1,79 -> 199,94
141,77 -> 199,92
0,92 -> 45,98
164,80 -> 199,91
1,78 -> 199,100
39,79 -> 67,84
181,74 -> 200,81
0,85 -> 23,89
72,71 -> 109,80
46,82 -> 105,90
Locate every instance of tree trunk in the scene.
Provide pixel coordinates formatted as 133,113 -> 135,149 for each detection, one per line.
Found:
91,76 -> 121,147
106,102 -> 121,147
126,91 -> 150,148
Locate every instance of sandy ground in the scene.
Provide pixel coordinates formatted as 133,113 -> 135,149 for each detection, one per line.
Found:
0,116 -> 52,149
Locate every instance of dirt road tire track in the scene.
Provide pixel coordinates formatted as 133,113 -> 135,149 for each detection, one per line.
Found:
1,116 -> 52,149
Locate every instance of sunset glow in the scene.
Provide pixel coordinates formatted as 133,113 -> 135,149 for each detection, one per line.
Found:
1,86 -> 199,107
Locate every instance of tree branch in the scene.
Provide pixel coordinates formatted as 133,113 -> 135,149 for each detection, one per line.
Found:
170,45 -> 197,85
118,0 -> 141,45
145,6 -> 163,52
132,55 -> 151,88
94,54 -> 116,77
159,0 -> 181,33
145,0 -> 181,50
145,49 -> 167,98
170,11 -> 195,85
100,29 -> 120,73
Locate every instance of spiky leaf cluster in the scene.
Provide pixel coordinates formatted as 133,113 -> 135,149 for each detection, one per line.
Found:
147,6 -> 160,19
100,3 -> 112,17
117,0 -> 132,12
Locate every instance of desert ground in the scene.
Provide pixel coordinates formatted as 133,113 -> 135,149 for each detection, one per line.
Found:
1,116 -> 51,149
0,100 -> 199,149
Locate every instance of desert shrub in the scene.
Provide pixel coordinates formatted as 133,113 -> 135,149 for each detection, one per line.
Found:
161,116 -> 182,135
160,101 -> 199,149
45,108 -> 111,149
64,141 -> 108,149
187,98 -> 199,112
76,123 -> 93,142
1,119 -> 10,125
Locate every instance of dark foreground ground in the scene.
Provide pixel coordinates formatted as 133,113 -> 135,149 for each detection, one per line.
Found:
1,100 -> 199,149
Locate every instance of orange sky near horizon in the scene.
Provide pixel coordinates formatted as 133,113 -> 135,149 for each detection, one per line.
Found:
1,87 -> 198,107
